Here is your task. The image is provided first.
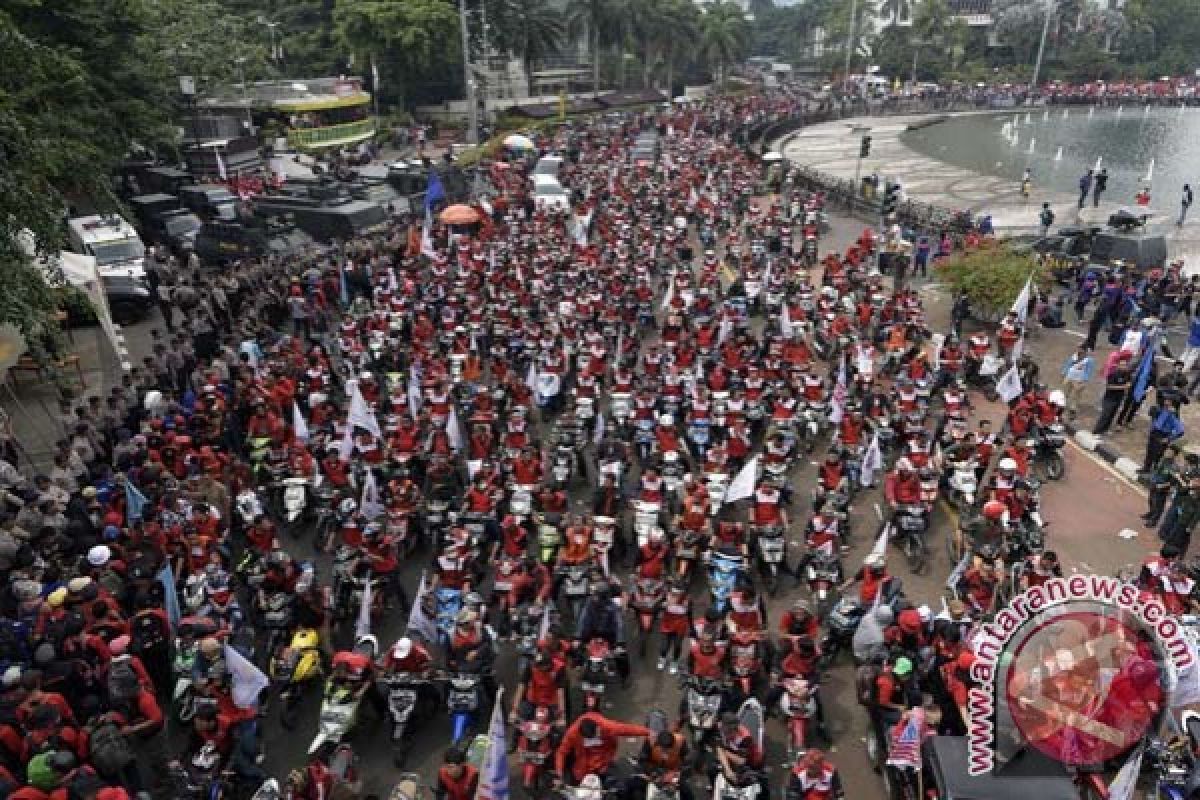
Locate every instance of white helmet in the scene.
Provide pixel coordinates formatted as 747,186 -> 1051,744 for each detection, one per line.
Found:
1048,390 -> 1066,408
392,637 -> 413,660
999,458 -> 1018,472
864,552 -> 886,569
659,414 -> 674,427
895,457 -> 913,472
87,545 -> 112,568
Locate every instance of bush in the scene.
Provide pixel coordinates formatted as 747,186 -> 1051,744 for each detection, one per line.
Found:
934,243 -> 1051,323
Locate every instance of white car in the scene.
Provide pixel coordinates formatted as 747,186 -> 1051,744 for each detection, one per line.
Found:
532,174 -> 570,211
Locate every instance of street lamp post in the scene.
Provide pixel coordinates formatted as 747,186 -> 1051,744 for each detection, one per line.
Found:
459,0 -> 479,145
844,0 -> 858,86
256,16 -> 281,63
235,56 -> 252,130
1030,0 -> 1054,102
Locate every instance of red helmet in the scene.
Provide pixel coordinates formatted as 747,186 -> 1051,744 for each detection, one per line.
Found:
982,500 -> 1006,521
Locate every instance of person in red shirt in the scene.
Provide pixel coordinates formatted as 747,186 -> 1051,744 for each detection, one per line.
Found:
435,747 -> 479,800
510,648 -> 567,725
841,552 -> 897,606
787,749 -> 845,800
554,712 -> 653,784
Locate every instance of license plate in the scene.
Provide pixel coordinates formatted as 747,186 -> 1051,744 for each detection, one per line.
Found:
582,682 -> 606,693
494,581 -> 512,591
902,517 -> 923,531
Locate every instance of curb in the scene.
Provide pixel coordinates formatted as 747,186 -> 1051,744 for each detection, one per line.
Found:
1065,420 -> 1149,487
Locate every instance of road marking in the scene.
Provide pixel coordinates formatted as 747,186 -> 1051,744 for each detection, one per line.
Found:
1066,437 -> 1145,497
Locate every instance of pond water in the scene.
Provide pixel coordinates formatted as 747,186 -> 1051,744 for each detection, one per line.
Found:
901,108 -> 1200,205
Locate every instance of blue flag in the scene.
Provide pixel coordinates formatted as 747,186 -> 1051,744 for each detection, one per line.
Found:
476,688 -> 510,800
125,480 -> 148,523
1132,333 -> 1158,403
157,564 -> 181,631
339,264 -> 350,307
425,170 -> 446,213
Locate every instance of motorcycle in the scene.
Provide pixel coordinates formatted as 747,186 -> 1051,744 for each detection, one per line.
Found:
680,674 -> 728,746
705,471 -> 730,518
629,577 -> 665,656
444,670 -> 487,744
558,563 -> 592,627
309,635 -> 377,754
945,458 -> 979,514
892,505 -> 929,574
517,705 -> 558,794
273,627 -> 323,729
688,419 -> 711,462
1034,422 -> 1068,481
779,676 -> 821,761
818,598 -> 865,668
382,671 -> 433,766
435,587 -> 464,645
173,616 -> 223,723
707,550 -> 746,613
805,552 -> 843,621
752,525 -> 787,596
279,476 -> 314,538
579,637 -> 619,711
168,742 -> 235,800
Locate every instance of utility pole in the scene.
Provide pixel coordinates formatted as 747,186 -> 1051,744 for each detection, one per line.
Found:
459,0 -> 479,145
843,0 -> 858,87
1030,0 -> 1054,102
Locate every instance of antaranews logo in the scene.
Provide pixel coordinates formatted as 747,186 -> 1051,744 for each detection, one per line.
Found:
965,574 -> 1193,776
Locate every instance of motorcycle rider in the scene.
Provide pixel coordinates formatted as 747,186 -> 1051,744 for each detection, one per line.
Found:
633,729 -> 694,800
554,712 -> 653,787
883,458 -> 923,531
840,553 -> 897,607
379,636 -> 436,718
510,647 -> 567,727
710,711 -> 766,796
658,580 -> 692,674
576,585 -> 629,684
785,749 -> 845,800
330,645 -> 388,719
435,746 -> 479,800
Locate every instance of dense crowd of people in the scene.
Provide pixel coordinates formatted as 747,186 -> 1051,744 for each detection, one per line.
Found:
0,85 -> 1193,800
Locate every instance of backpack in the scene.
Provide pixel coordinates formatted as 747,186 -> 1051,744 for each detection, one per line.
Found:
88,720 -> 135,778
25,751 -> 58,791
130,611 -> 167,654
855,662 -> 882,707
107,657 -> 140,702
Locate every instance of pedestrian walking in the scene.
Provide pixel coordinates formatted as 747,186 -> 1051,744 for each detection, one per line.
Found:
1179,183 -> 1193,226
1060,346 -> 1094,420
1092,168 -> 1108,207
1078,169 -> 1094,209
1021,168 -> 1032,201
1159,477 -> 1200,551
1145,446 -> 1183,526
1144,399 -> 1186,472
1039,202 -> 1055,236
914,235 -> 931,277
1093,357 -> 1133,435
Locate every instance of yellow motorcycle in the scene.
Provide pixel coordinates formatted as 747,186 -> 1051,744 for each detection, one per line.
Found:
272,627 -> 324,729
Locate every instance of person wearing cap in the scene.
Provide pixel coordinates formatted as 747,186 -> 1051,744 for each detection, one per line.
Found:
874,658 -> 911,730
840,552 -> 896,607
554,711 -> 653,785
446,609 -> 494,677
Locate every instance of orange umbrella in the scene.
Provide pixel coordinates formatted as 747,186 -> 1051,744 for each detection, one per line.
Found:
440,204 -> 480,225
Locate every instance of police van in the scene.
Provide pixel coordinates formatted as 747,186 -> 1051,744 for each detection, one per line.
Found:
66,215 -> 147,278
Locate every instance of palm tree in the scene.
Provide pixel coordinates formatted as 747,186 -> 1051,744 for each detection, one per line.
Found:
499,0 -> 567,95
656,0 -> 701,92
567,0 -> 620,95
699,2 -> 749,88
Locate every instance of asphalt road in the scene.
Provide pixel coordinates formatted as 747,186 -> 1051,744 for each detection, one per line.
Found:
185,217 -> 1150,800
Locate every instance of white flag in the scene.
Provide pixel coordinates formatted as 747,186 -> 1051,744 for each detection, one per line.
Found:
538,603 -> 552,639
1011,273 -> 1033,323
860,432 -> 883,487
407,370 -> 422,414
347,381 -> 383,440
355,578 -> 373,640
224,643 -> 269,709
215,148 -> 227,181
1011,333 -> 1025,364
360,469 -> 385,520
717,316 -> 733,346
780,303 -> 793,338
406,572 -> 439,644
594,411 -> 606,445
828,359 -> 848,425
467,459 -> 484,479
420,210 -> 436,258
661,276 -> 675,311
1107,745 -> 1144,800
723,455 -> 758,505
447,405 -> 464,451
946,548 -> 972,592
526,359 -> 538,393
996,364 -> 1023,402
292,402 -> 309,443
928,333 -> 945,371
871,522 -> 891,559
338,423 -> 355,462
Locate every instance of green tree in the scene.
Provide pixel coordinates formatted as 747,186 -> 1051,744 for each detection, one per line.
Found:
334,0 -> 460,107
0,4 -> 172,346
566,0 -> 621,95
656,0 -> 701,92
488,0 -> 567,94
700,2 -> 750,87
935,244 -> 1049,322
880,0 -> 911,28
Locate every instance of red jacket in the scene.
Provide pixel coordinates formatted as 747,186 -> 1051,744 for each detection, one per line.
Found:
437,765 -> 479,800
555,712 -> 653,781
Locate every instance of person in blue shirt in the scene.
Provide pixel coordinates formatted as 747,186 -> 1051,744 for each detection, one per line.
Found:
1060,346 -> 1095,420
1144,398 -> 1186,472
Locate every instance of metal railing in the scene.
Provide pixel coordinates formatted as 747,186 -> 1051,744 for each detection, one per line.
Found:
287,118 -> 376,149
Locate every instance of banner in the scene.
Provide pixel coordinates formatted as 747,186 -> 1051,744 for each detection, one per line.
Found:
125,481 -> 148,523
347,381 -> 383,440
356,578 -> 373,640
360,469 -> 385,520
1011,273 -> 1032,323
476,688 -> 510,800
224,643 -> 269,709
996,365 -> 1023,403
157,564 -> 181,632
292,402 -> 309,443
860,432 -> 883,488
406,572 -> 439,644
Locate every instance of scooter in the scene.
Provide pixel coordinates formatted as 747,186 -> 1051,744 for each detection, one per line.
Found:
308,635 -> 378,755
629,577 -> 665,656
779,676 -> 821,761
444,670 -> 487,744
516,705 -> 558,794
382,671 -> 433,766
680,674 -> 728,747
559,563 -> 592,626
891,506 -> 929,574
579,637 -> 619,711
1034,422 -> 1068,481
435,587 -> 464,645
805,552 -> 842,621
753,525 -> 787,596
279,476 -> 314,538
945,458 -> 978,514
707,550 -> 746,613
273,627 -> 324,729
818,598 -> 865,668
